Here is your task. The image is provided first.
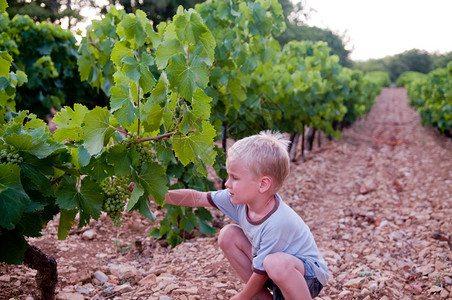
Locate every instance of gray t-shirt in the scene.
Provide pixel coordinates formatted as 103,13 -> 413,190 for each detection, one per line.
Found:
208,189 -> 329,285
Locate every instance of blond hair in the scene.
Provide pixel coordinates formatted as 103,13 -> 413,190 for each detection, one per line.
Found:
227,131 -> 290,192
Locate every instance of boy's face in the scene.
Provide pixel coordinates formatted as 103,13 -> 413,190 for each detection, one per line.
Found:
225,158 -> 261,205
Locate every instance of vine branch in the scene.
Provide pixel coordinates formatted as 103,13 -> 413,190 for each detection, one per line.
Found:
137,129 -> 196,143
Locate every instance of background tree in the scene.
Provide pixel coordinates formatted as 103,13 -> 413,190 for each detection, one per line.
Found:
105,0 -> 205,25
274,0 -> 351,67
276,24 -> 351,67
7,0 -> 79,26
353,49 -> 434,82
0,13 -> 108,118
390,49 -> 432,80
6,0 -> 104,28
431,51 -> 452,69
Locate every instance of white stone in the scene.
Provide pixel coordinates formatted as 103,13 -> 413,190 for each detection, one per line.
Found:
56,292 -> 84,300
82,229 -> 96,240
93,270 -> 108,283
113,283 -> 133,294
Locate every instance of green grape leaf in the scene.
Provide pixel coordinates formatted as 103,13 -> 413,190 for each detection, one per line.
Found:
53,104 -> 89,142
0,51 -> 12,76
0,164 -> 31,230
155,37 -> 183,70
121,55 -> 141,81
16,210 -> 44,237
180,214 -> 195,232
121,53 -> 156,90
0,0 -> 8,12
77,146 -> 91,168
14,71 -> 27,86
0,76 -> 10,91
135,195 -> 155,221
4,132 -> 63,159
126,185 -> 155,221
106,143 -> 133,176
138,53 -> 156,94
57,208 -> 77,240
110,84 -> 130,112
110,84 -> 139,127
19,164 -> 52,196
77,55 -> 95,85
166,54 -> 209,100
228,78 -> 247,102
114,98 -> 138,127
174,8 -> 207,45
178,109 -> 196,135
117,11 -> 147,48
54,176 -> 79,210
141,101 -> 164,132
111,41 -> 133,66
198,31 -> 216,65
132,161 -> 168,206
198,219 -> 216,236
151,72 -> 169,104
192,88 -> 212,119
81,152 -> 112,182
171,121 -> 216,167
55,176 -> 104,227
81,107 -> 114,156
127,182 -> 144,211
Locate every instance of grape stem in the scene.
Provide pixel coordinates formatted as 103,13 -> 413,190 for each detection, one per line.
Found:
137,129 -> 196,143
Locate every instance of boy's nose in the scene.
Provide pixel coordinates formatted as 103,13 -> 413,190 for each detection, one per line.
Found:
224,177 -> 231,189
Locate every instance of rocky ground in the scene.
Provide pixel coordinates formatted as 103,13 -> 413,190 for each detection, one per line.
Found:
1,87 -> 452,300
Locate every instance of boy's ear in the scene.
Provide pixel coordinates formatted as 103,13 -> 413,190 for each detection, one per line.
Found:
259,176 -> 273,193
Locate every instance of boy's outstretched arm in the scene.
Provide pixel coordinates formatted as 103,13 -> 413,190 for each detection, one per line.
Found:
164,189 -> 212,207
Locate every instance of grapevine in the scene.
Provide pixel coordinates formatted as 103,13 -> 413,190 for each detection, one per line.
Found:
406,61 -> 452,134
0,0 -> 387,272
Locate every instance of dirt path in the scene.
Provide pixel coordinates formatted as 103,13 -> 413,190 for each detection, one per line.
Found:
1,87 -> 452,300
288,87 -> 452,299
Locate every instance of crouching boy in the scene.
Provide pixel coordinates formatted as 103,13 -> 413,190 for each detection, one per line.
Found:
163,131 -> 329,299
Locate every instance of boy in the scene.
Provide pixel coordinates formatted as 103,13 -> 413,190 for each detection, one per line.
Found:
163,131 -> 329,299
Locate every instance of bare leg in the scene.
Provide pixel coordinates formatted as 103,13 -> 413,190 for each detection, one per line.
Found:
263,252 -> 312,300
218,224 -> 272,300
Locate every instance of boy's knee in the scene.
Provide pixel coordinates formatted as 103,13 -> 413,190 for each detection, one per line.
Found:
263,253 -> 289,280
218,224 -> 241,249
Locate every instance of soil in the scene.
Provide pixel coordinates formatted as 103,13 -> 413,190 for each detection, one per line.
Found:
1,87 -> 452,300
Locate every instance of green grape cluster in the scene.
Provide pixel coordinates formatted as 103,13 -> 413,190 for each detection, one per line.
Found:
125,132 -> 154,167
135,142 -> 154,166
0,149 -> 23,165
101,176 -> 131,223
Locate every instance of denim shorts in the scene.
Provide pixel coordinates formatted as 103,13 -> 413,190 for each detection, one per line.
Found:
265,259 -> 323,299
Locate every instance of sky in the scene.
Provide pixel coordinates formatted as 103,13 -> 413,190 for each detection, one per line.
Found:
301,0 -> 452,61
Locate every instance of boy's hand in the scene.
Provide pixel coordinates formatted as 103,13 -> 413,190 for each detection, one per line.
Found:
128,182 -> 135,192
